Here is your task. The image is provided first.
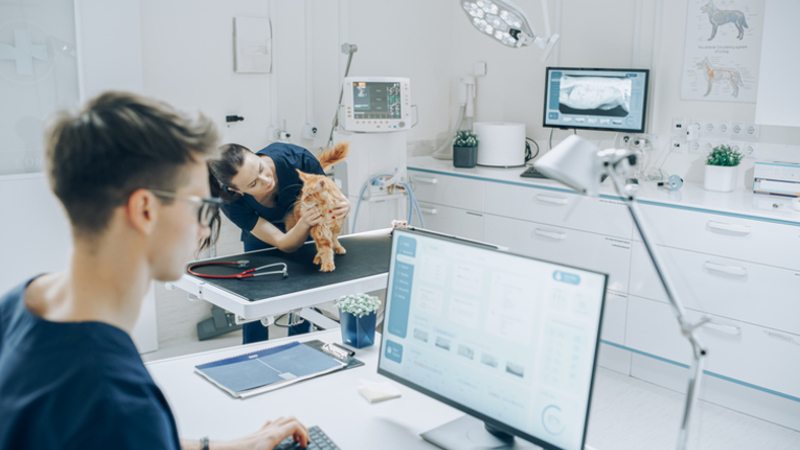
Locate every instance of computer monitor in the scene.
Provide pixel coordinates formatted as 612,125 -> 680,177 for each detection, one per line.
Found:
543,67 -> 649,133
378,229 -> 608,450
339,77 -> 412,133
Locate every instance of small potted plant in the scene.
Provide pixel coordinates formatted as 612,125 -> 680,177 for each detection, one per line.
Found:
335,293 -> 381,348
704,144 -> 743,192
453,130 -> 479,168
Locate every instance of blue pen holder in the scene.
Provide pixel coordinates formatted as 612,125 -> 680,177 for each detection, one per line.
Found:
339,310 -> 376,349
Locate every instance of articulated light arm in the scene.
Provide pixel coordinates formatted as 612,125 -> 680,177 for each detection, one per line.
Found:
535,135 -> 708,450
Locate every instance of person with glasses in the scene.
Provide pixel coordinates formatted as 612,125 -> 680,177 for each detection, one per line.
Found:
0,92 -> 311,450
203,143 -> 350,344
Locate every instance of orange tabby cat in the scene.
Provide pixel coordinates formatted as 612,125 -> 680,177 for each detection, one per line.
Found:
285,142 -> 349,272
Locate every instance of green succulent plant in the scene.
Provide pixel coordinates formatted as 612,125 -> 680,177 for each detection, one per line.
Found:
454,130 -> 479,148
706,144 -> 743,167
336,293 -> 380,317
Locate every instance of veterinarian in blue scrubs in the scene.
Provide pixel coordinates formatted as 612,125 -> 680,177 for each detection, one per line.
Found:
205,142 -> 350,344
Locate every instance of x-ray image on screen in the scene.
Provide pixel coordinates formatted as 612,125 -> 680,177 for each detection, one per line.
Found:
558,76 -> 631,117
543,67 -> 649,133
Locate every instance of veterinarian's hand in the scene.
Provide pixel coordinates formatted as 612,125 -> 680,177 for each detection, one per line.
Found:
212,416 -> 310,449
299,204 -> 323,228
331,197 -> 350,218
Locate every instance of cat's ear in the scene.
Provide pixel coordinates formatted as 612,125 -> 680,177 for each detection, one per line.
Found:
296,169 -> 310,181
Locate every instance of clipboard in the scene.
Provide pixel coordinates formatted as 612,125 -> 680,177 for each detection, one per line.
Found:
195,340 -> 363,398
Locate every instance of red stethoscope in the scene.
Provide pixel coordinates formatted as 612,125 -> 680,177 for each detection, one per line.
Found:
187,260 -> 288,279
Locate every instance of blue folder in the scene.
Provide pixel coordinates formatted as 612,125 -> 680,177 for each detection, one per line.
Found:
195,341 -> 346,398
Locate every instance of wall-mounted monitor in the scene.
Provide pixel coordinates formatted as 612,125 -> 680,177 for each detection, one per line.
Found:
543,67 -> 649,133
339,77 -> 411,133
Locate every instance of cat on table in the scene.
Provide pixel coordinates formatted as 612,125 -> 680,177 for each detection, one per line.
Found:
285,142 -> 349,272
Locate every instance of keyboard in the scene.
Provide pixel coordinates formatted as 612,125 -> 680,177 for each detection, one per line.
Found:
274,425 -> 341,450
520,166 -> 549,179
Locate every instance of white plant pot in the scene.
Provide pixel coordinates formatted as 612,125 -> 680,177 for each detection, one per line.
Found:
704,165 -> 739,192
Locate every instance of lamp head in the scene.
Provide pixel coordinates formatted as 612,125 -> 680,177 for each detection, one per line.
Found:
534,135 -> 604,196
461,0 -> 536,48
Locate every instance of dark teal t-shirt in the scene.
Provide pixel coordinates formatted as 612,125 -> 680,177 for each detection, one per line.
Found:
221,142 -> 325,251
0,278 -> 181,450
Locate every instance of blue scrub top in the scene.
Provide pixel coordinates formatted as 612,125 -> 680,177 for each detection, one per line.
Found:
0,277 -> 181,450
221,142 -> 325,251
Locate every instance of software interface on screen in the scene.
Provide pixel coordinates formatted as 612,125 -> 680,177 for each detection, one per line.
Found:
378,230 -> 607,450
544,68 -> 648,133
351,81 -> 402,120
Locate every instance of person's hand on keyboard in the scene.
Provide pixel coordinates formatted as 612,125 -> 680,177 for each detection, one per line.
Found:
218,416 -> 310,449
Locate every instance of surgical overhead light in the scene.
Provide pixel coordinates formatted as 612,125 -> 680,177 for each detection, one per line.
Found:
460,0 -> 559,61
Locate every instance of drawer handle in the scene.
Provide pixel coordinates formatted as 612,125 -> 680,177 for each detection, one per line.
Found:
534,229 -> 567,240
414,176 -> 438,185
420,207 -> 438,215
707,221 -> 752,235
703,321 -> 742,336
703,261 -> 747,277
535,194 -> 568,205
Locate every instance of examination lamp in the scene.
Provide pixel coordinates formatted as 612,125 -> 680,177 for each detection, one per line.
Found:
460,0 -> 560,61
535,135 -> 709,450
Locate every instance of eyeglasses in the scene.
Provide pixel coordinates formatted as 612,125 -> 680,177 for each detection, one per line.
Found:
149,189 -> 223,228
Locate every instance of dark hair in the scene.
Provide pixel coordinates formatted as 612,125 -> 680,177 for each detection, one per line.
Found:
45,91 -> 219,237
200,143 -> 253,252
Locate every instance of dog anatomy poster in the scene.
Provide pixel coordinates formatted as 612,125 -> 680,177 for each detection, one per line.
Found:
681,0 -> 765,103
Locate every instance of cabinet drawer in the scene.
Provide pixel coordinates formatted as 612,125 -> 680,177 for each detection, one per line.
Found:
484,183 -> 632,239
626,295 -> 800,398
409,171 -> 484,211
629,243 -> 800,335
637,204 -> 800,271
483,215 -> 631,293
417,202 -> 484,241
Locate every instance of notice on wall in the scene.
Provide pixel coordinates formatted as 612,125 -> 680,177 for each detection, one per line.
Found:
233,16 -> 272,74
681,0 -> 765,103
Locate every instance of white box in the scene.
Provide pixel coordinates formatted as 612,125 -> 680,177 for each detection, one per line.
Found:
753,161 -> 800,198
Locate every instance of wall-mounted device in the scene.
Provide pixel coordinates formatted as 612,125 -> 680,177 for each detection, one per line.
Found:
339,77 -> 411,133
543,67 -> 649,133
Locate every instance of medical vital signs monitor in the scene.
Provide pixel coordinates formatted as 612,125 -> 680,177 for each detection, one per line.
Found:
543,67 -> 649,133
378,229 -> 608,450
340,77 -> 411,133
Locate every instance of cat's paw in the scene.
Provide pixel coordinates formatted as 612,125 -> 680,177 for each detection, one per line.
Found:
320,261 -> 335,272
313,254 -> 322,265
333,245 -> 346,255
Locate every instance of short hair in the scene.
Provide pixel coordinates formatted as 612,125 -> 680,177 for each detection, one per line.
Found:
45,91 -> 219,236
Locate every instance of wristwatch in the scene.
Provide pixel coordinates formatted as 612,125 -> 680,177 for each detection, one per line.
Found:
200,436 -> 209,450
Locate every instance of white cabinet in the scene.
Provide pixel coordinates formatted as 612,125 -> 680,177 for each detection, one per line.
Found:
627,295 -> 800,399
629,243 -> 800,335
484,183 -> 633,239
637,204 -> 800,271
483,215 -> 631,294
417,201 -> 484,241
408,166 -> 800,408
409,171 -> 484,211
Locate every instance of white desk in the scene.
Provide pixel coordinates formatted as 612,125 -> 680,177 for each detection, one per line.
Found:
147,330 -> 800,450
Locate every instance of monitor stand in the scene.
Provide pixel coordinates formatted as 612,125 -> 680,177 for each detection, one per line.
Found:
421,415 -> 541,450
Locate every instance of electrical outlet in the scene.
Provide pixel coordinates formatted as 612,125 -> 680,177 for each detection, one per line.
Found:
717,120 -> 731,136
745,123 -> 760,139
689,140 -> 703,154
729,141 -> 743,155
743,142 -> 759,158
703,140 -> 715,155
672,117 -> 687,134
687,119 -> 703,140
617,133 -> 634,148
670,138 -> 685,152
302,124 -> 318,140
631,134 -> 658,151
731,122 -> 746,138
704,121 -> 717,135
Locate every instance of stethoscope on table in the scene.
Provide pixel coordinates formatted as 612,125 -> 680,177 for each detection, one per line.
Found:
188,260 -> 288,279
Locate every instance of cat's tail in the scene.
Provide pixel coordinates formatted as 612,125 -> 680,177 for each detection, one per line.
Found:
317,142 -> 349,170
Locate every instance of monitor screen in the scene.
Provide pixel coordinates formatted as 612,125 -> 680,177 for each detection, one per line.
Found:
351,81 -> 403,120
543,67 -> 649,133
378,229 -> 608,450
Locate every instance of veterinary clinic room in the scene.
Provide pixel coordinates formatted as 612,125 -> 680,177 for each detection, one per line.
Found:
2,0 -> 800,449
